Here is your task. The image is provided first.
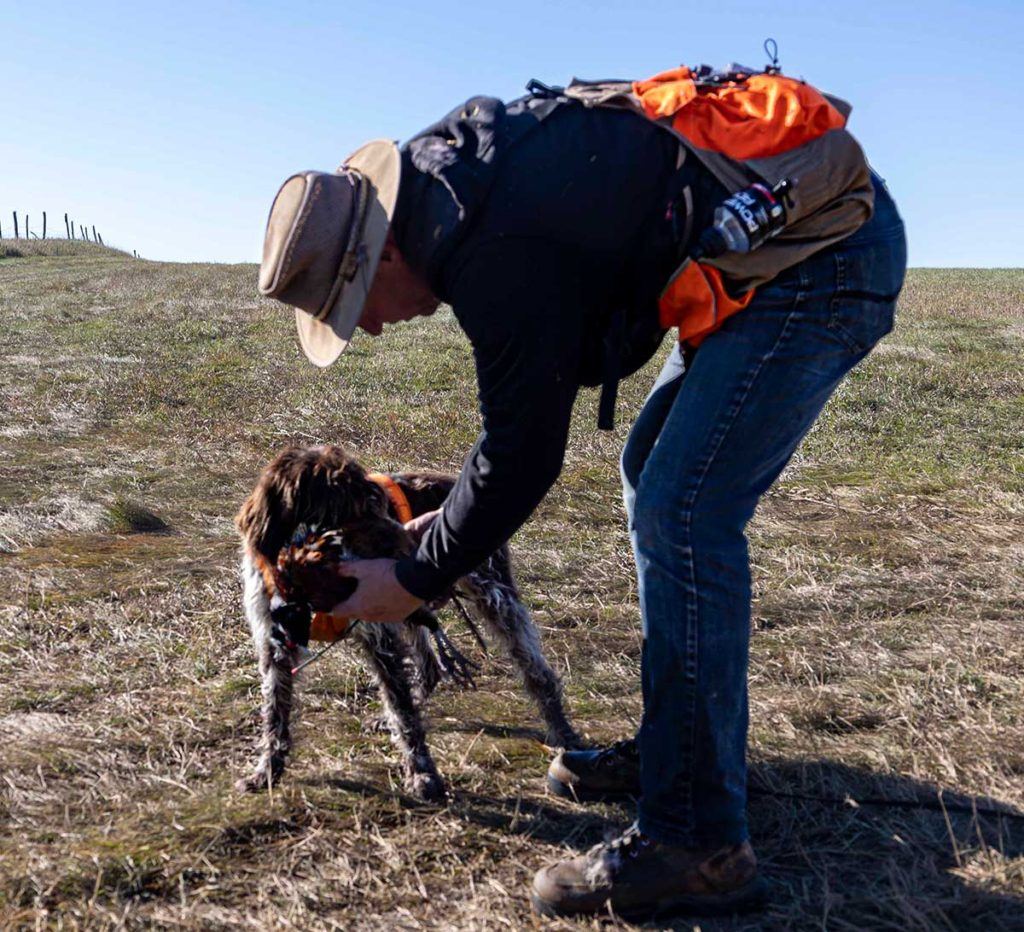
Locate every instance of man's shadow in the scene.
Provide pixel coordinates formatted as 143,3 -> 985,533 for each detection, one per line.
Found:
316,750 -> 1024,930
740,758 -> 1024,931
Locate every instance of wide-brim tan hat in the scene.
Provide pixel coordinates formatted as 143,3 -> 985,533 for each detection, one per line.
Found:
258,140 -> 401,367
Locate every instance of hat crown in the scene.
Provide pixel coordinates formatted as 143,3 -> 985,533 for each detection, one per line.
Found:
259,170 -> 362,316
258,139 -> 401,368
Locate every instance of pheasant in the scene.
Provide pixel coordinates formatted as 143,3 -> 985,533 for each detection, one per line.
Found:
270,528 -> 479,685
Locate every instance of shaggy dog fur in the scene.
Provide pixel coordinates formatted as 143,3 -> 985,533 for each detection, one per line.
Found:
236,444 -> 580,801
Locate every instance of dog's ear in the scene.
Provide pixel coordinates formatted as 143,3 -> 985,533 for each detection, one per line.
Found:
237,465 -> 292,563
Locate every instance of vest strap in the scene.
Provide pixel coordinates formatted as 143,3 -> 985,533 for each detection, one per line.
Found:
598,308 -> 626,431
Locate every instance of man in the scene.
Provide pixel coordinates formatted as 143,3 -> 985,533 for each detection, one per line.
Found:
258,65 -> 906,920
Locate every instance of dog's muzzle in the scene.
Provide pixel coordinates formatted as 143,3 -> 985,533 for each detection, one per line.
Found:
269,593 -> 313,649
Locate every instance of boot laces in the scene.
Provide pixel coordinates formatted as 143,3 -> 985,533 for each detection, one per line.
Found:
607,825 -> 650,859
595,737 -> 638,768
583,826 -> 651,887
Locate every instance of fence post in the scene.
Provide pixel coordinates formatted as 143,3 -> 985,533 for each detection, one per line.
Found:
98,232 -> 104,245
64,213 -> 70,239
25,216 -> 30,239
92,225 -> 97,243
13,212 -> 18,239
79,224 -> 85,240
42,212 -> 47,239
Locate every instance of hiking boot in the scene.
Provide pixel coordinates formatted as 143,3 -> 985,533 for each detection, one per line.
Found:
547,738 -> 640,802
531,825 -> 767,920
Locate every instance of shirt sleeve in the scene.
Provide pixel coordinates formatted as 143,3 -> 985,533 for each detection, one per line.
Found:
394,237 -> 589,600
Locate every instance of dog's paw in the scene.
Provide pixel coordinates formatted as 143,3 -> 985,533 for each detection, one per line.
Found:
408,771 -> 447,803
235,770 -> 276,793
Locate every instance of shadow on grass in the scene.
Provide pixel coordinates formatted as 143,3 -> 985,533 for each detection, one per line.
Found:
745,759 -> 1021,930
311,758 -> 1023,929
437,718 -> 552,743
307,774 -> 611,848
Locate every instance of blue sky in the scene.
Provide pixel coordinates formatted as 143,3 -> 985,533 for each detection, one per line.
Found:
3,0 -> 1022,266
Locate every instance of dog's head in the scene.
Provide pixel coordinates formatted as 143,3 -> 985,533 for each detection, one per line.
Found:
236,445 -> 393,563
237,445 -> 407,647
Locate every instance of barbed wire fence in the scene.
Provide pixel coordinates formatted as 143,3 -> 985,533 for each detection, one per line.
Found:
1,210 -> 140,258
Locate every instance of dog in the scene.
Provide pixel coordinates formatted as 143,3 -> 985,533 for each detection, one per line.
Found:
235,444 -> 580,800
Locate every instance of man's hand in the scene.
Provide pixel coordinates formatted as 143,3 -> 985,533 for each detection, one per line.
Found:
404,508 -> 441,543
329,558 -> 423,623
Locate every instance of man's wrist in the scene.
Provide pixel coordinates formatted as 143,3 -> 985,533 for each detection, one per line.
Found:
394,555 -> 451,603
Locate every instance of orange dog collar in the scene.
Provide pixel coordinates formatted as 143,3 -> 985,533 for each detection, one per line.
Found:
366,471 -> 414,524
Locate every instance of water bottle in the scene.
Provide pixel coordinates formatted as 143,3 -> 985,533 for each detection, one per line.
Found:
694,178 -> 794,259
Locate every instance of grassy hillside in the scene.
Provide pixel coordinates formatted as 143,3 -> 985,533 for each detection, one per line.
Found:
0,239 -> 131,260
1,245 -> 1022,930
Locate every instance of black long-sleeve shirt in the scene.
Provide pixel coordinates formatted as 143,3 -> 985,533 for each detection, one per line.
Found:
393,101 -> 724,599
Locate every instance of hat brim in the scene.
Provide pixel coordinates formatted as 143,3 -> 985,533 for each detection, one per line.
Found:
295,140 -> 401,367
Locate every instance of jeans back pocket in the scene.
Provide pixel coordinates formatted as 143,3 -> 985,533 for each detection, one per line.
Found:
828,294 -> 897,355
828,221 -> 907,355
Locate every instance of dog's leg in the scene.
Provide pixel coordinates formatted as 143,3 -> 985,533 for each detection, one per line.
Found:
460,551 -> 582,749
357,624 -> 446,802
361,625 -> 439,733
237,555 -> 299,793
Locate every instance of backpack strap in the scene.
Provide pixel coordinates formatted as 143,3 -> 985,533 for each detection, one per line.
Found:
597,308 -> 626,431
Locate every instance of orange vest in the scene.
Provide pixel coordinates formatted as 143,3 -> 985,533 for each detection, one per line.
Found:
637,67 -> 848,345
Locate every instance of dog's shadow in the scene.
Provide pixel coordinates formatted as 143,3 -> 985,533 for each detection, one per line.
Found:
309,757 -> 1024,928
307,774 -> 609,848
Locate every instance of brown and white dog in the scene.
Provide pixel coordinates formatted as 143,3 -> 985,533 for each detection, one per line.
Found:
235,444 -> 580,801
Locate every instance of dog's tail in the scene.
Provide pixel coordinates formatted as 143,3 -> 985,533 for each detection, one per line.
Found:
431,626 -> 480,689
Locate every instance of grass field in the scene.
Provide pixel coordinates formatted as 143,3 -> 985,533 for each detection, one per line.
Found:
1,242 -> 1022,930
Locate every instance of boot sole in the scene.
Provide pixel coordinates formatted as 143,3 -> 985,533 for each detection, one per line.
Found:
530,875 -> 769,920
545,772 -> 639,804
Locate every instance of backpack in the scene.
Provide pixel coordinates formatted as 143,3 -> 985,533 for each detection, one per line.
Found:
560,61 -> 875,349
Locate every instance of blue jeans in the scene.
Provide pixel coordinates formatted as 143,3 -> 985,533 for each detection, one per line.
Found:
621,174 -> 907,847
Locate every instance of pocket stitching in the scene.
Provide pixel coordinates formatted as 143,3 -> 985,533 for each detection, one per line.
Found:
826,253 -> 859,350
828,294 -> 896,355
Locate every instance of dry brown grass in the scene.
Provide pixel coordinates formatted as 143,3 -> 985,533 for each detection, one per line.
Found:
1,247 -> 1022,930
